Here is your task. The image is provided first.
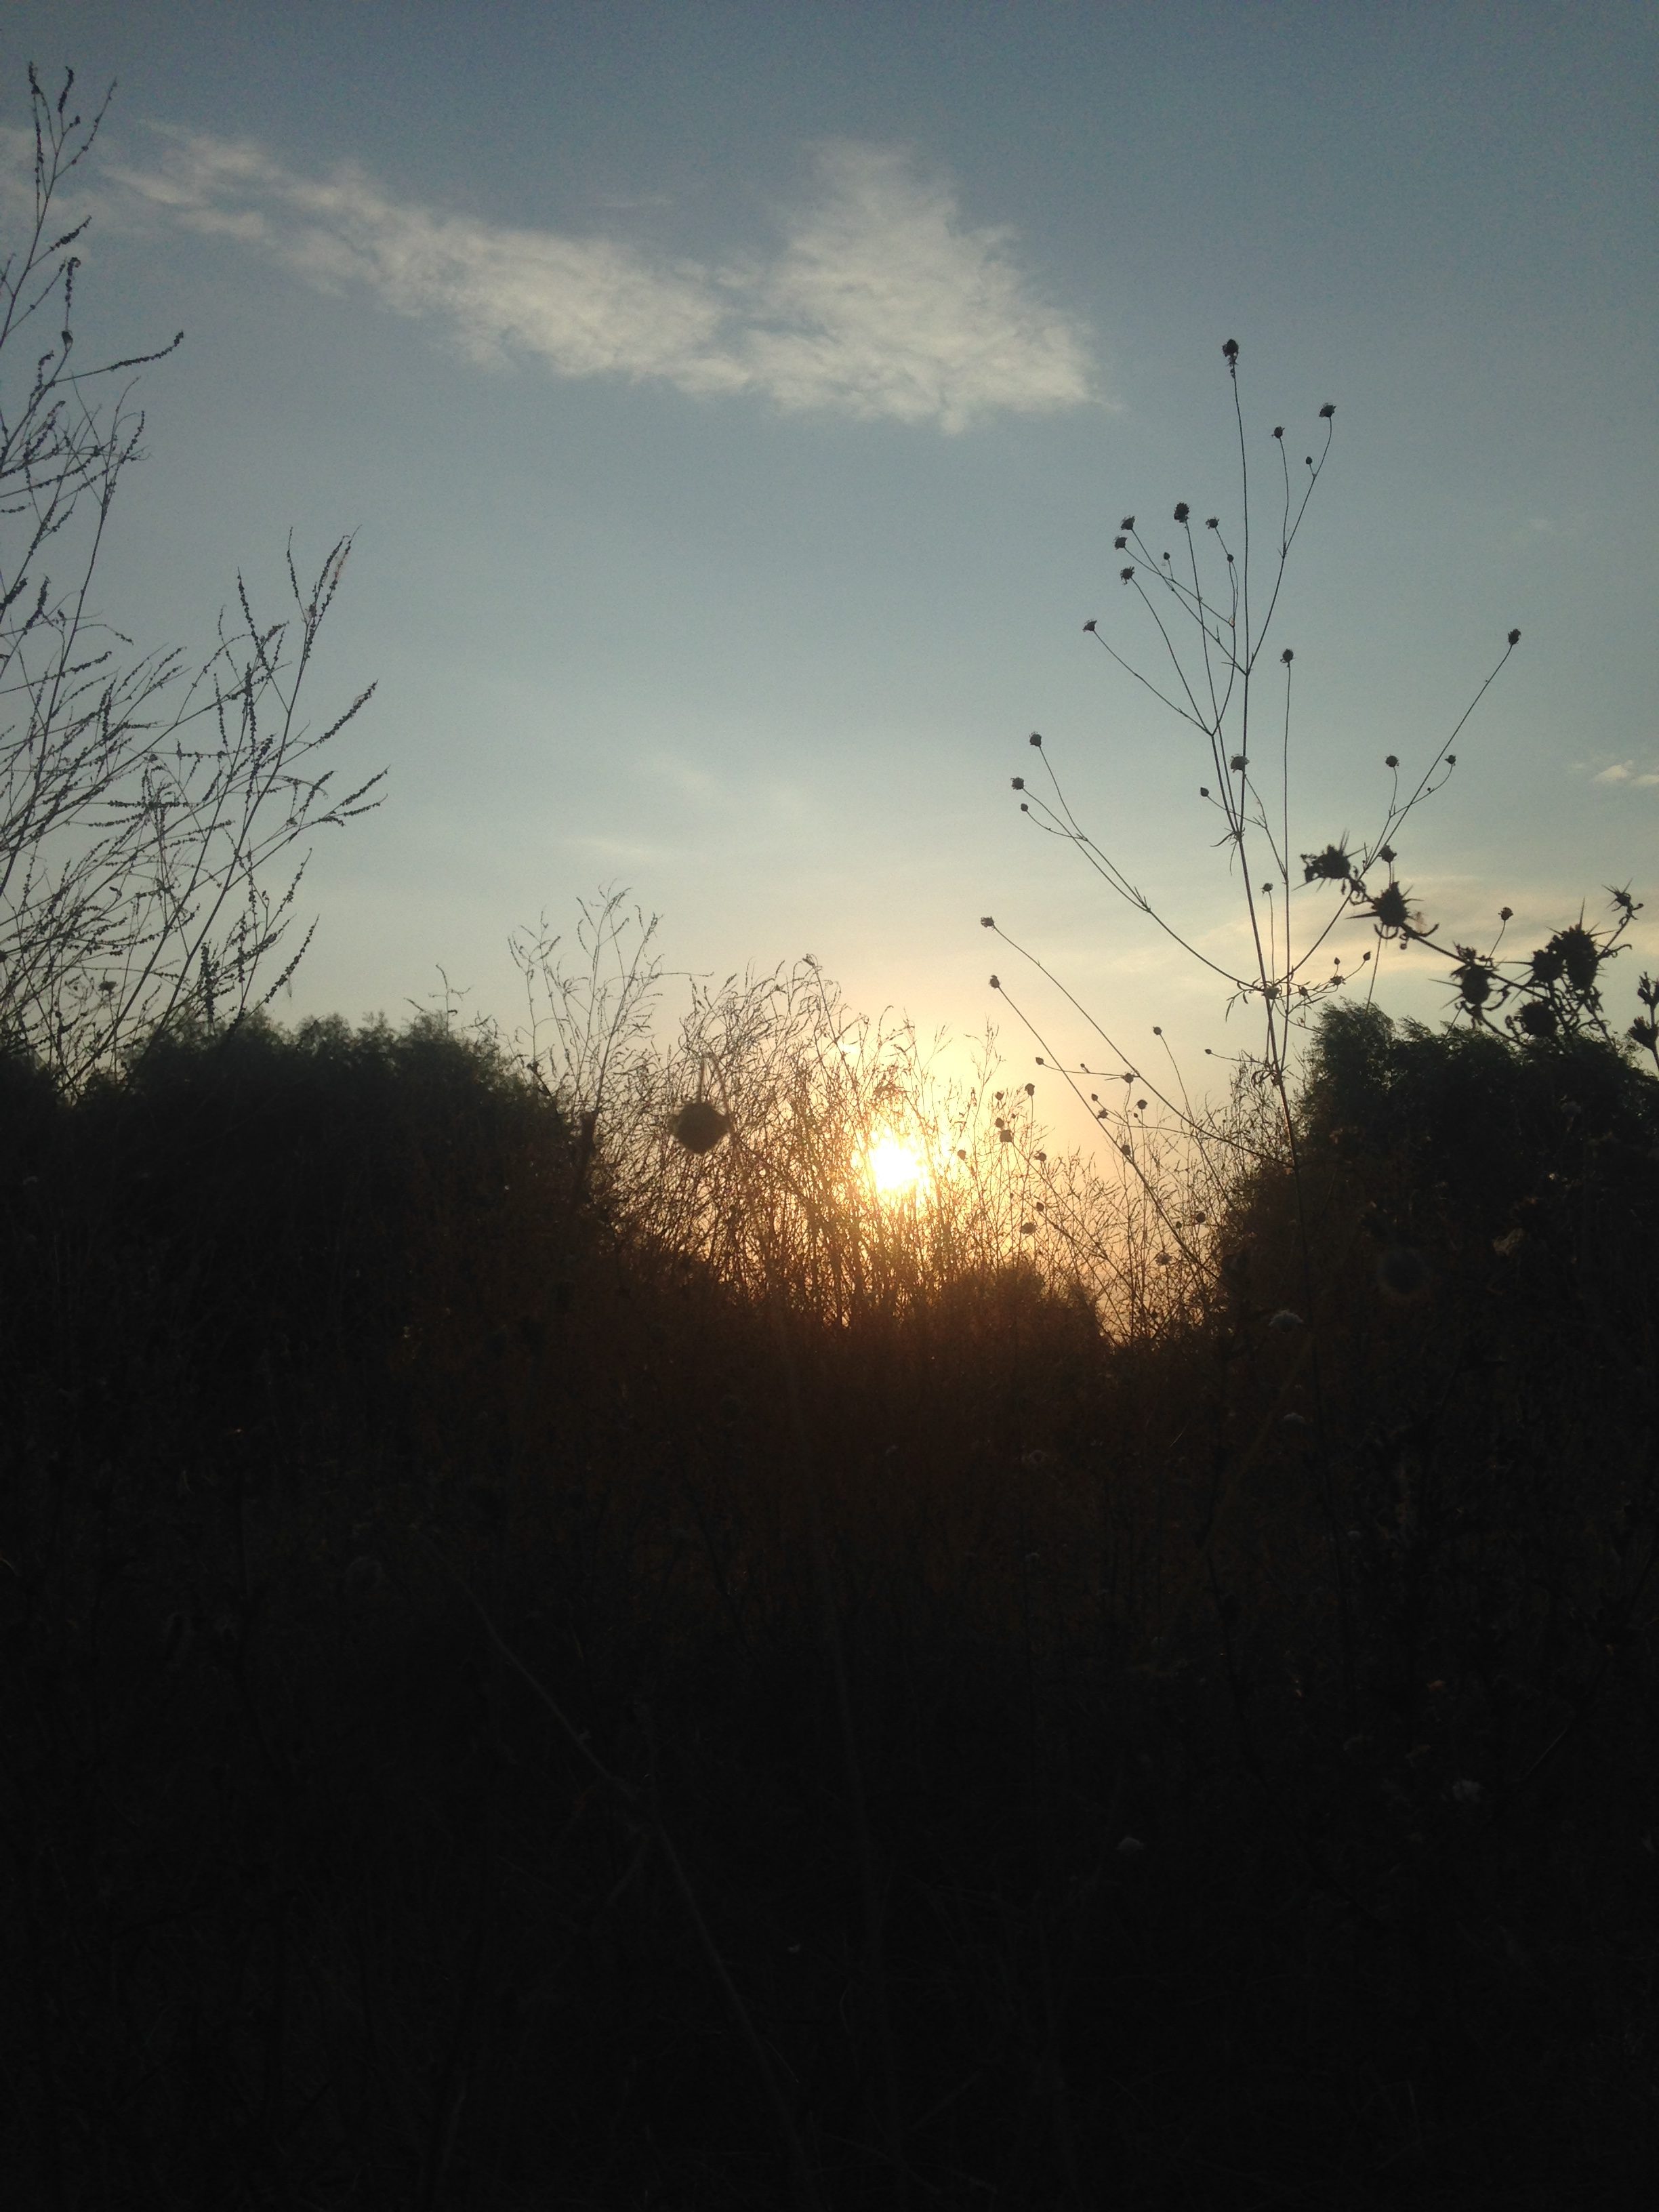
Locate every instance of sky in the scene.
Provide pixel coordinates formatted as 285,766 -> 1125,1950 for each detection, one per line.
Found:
5,1 -> 1656,1141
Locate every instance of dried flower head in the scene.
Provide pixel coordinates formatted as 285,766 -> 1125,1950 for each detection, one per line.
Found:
1454,958 -> 1494,1009
1547,922 -> 1601,993
1370,882 -> 1411,935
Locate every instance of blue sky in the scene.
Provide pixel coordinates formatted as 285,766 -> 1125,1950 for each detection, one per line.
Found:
6,1 -> 1656,1131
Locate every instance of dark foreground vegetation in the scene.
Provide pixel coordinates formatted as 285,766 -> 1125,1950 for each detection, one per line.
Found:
3,999 -> 1656,2211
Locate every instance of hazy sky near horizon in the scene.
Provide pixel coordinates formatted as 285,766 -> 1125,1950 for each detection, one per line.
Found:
5,2 -> 1656,1136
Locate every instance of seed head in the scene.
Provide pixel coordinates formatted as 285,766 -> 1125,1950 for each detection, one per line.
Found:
1281,647 -> 1294,664
1454,959 -> 1494,1009
1385,754 -> 1399,769
1221,339 -> 1239,361
1547,922 -> 1601,993
1083,618 -> 1097,631
1174,502 -> 1190,524
1029,731 -> 1043,747
1120,567 -> 1134,582
1508,628 -> 1521,645
1120,515 -> 1135,531
1319,403 -> 1336,419
1370,882 -> 1411,935
1302,843 -> 1353,884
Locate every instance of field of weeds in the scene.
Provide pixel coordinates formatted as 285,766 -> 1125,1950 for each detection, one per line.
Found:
3,971 -> 1656,2211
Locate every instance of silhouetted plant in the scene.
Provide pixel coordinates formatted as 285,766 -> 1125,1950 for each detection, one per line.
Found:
0,66 -> 382,1094
988,338 -> 1654,1199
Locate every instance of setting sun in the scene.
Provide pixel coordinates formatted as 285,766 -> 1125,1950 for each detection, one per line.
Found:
862,1130 -> 926,1199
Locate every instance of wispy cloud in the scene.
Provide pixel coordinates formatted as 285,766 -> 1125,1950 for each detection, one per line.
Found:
105,130 -> 1099,432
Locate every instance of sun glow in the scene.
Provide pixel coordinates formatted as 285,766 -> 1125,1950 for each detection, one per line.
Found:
861,1130 -> 927,1200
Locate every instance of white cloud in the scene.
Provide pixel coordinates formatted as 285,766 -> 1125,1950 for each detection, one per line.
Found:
1592,762 -> 1659,787
105,130 -> 1099,431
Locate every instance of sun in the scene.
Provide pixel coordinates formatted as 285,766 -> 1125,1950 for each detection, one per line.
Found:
862,1130 -> 926,1200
